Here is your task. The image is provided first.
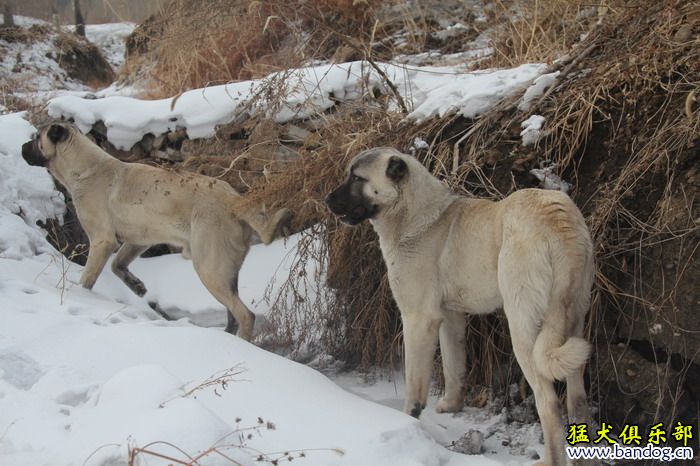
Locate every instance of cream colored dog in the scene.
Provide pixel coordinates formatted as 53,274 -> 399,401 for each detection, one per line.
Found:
23,122 -> 292,341
326,147 -> 594,466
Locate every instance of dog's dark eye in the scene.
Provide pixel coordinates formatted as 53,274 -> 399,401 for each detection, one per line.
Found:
351,174 -> 365,183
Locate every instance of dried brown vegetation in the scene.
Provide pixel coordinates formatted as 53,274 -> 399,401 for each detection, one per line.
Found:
123,0 -> 385,96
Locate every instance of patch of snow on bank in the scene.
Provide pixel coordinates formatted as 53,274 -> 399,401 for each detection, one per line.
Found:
48,61 -> 546,150
520,114 -> 545,146
0,17 -> 132,103
2,15 -> 47,28
518,71 -> 560,112
0,31 -> 86,94
530,164 -> 572,193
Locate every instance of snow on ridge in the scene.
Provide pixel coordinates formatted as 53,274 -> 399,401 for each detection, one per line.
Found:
518,71 -> 560,112
0,112 -> 64,259
2,15 -> 49,27
48,61 -> 546,150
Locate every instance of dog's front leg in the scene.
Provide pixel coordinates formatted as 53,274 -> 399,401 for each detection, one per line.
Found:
436,309 -> 467,413
81,238 -> 117,290
402,311 -> 442,418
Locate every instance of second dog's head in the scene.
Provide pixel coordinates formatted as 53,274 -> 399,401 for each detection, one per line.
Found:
22,122 -> 74,168
325,147 -> 409,225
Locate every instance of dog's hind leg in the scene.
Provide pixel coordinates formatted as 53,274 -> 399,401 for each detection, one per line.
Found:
197,271 -> 254,340
499,247 -> 567,466
566,318 -> 592,426
81,238 -> 117,290
190,224 -> 255,340
224,304 -> 239,334
436,310 -> 466,413
111,243 -> 148,297
194,268 -> 254,340
508,320 -> 567,466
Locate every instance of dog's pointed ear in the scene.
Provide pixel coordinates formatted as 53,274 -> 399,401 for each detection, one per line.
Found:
386,155 -> 408,182
47,124 -> 69,144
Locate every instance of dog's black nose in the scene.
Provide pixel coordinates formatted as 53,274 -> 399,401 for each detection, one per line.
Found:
21,139 -> 46,167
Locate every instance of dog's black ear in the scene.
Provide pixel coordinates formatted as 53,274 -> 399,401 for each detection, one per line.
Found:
47,124 -> 69,144
386,155 -> 407,182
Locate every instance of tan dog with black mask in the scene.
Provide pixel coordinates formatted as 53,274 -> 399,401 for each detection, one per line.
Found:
326,147 -> 594,466
23,122 -> 292,341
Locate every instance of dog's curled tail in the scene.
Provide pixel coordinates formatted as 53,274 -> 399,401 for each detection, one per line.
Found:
533,331 -> 591,381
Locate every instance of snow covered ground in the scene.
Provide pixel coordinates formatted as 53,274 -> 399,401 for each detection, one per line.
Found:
0,233 -> 544,466
1,246 -> 498,466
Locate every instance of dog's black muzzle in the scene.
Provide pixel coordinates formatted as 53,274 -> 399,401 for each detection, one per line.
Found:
325,182 -> 376,225
21,137 -> 47,167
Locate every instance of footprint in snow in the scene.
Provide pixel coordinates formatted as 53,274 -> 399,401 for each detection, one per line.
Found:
0,349 -> 44,390
56,384 -> 98,407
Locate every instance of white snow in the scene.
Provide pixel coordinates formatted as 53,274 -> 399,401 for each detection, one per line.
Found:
48,61 -> 546,150
0,240 -> 542,466
0,29 -> 87,94
518,71 -> 560,112
0,246 -> 491,466
520,114 -> 545,147
413,137 -> 429,150
433,23 -> 470,41
2,15 -> 48,28
529,164 -> 572,193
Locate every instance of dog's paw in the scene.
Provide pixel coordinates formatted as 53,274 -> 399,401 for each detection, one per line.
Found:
224,320 -> 239,335
133,282 -> 147,297
435,397 -> 463,414
404,400 -> 424,418
148,301 -> 174,321
126,276 -> 147,297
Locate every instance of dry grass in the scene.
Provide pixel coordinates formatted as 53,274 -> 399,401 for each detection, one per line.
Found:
123,0 -> 385,97
482,0 -> 597,68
